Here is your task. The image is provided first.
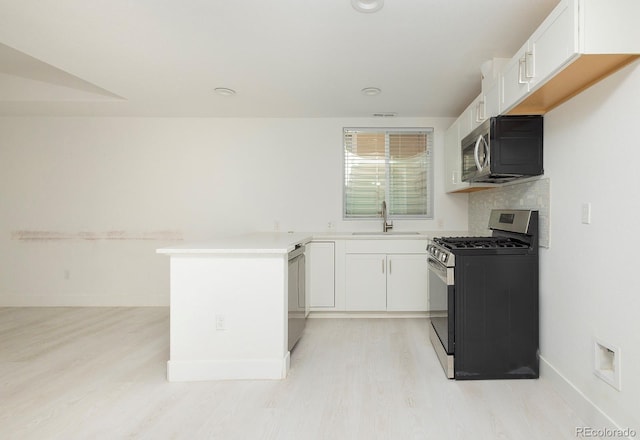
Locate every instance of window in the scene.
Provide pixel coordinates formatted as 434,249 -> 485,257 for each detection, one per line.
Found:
343,127 -> 433,219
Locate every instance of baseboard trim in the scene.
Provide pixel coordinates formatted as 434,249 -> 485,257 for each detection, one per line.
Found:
167,354 -> 290,382
308,311 -> 432,319
539,355 -> 629,437
0,294 -> 168,307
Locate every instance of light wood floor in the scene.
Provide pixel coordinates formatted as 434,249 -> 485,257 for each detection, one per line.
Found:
0,308 -> 590,440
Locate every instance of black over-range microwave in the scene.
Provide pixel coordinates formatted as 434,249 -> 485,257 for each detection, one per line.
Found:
461,115 -> 543,183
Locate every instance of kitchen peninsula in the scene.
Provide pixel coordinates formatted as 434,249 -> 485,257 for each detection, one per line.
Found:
157,232 -> 312,382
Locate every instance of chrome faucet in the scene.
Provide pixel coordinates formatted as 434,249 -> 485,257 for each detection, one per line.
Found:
382,200 -> 393,232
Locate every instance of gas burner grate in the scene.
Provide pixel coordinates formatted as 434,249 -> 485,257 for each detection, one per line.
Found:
434,236 -> 529,250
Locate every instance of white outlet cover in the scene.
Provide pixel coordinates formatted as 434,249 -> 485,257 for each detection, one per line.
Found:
581,203 -> 591,224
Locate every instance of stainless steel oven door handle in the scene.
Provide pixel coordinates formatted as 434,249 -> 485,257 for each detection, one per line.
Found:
428,258 -> 449,285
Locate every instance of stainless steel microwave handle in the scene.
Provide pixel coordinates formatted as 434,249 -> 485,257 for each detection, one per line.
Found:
473,134 -> 485,171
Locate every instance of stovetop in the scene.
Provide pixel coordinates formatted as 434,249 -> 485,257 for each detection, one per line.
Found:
433,236 -> 529,250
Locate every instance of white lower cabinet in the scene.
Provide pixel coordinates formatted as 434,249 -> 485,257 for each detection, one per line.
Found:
344,240 -> 428,312
308,241 -> 336,308
345,254 -> 387,311
386,254 -> 429,311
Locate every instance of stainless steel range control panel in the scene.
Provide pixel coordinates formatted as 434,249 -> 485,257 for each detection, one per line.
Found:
426,242 -> 454,267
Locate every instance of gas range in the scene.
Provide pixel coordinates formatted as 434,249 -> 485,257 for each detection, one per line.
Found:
427,210 -> 537,268
427,209 -> 540,380
427,236 -> 531,268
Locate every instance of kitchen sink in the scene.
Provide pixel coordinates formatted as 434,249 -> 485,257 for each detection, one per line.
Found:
351,231 -> 421,235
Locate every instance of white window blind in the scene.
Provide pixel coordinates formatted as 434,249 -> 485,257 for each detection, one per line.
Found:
343,127 -> 433,219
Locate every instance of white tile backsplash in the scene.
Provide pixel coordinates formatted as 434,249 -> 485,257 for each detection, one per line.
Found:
468,178 -> 550,247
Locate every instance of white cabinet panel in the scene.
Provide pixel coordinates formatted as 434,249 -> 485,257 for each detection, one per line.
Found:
481,58 -> 507,118
500,0 -> 640,115
308,242 -> 335,308
345,254 -> 387,311
386,254 -> 428,311
458,103 -> 472,140
345,250 -> 429,312
501,41 -> 531,112
581,0 -> 640,53
483,79 -> 500,119
444,118 -> 469,193
469,94 -> 485,133
528,0 -> 578,89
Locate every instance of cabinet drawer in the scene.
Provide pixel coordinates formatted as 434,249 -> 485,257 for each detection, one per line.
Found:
345,239 -> 428,254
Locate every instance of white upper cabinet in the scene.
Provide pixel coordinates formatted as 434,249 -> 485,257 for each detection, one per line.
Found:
501,41 -> 533,113
443,117 -> 468,193
482,78 -> 500,120
502,0 -> 640,115
481,58 -> 508,118
458,93 -> 484,143
458,99 -> 472,139
469,93 -> 485,133
458,59 -> 507,144
527,0 -> 578,90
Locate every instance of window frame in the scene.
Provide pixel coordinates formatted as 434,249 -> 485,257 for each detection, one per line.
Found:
342,127 -> 434,220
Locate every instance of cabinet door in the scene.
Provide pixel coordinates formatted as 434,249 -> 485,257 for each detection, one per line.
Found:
308,242 -> 335,308
444,118 -> 468,193
528,0 -> 578,89
501,41 -> 531,112
386,254 -> 428,311
469,94 -> 485,132
345,254 -> 387,311
483,79 -> 500,119
458,103 -> 473,140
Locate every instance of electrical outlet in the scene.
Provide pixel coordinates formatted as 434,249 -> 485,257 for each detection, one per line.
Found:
215,315 -> 226,331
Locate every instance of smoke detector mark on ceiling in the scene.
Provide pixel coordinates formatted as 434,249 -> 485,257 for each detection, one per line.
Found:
361,87 -> 381,96
351,0 -> 384,13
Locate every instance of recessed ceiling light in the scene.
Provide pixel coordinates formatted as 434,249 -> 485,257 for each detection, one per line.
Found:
351,0 -> 384,13
214,87 -> 236,96
361,87 -> 381,96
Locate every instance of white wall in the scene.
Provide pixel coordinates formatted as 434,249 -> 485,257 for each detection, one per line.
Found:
0,116 -> 467,306
539,61 -> 640,431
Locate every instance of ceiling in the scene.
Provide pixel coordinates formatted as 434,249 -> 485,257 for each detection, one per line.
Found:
0,0 -> 560,118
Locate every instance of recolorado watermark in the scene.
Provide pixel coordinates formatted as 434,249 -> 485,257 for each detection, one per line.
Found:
576,426 -> 637,438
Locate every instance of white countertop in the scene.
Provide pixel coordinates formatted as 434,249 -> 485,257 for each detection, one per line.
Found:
157,230 -> 470,255
156,232 -> 314,255
311,231 -> 466,240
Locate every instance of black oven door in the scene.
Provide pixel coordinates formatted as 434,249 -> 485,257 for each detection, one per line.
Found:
428,257 -> 455,354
